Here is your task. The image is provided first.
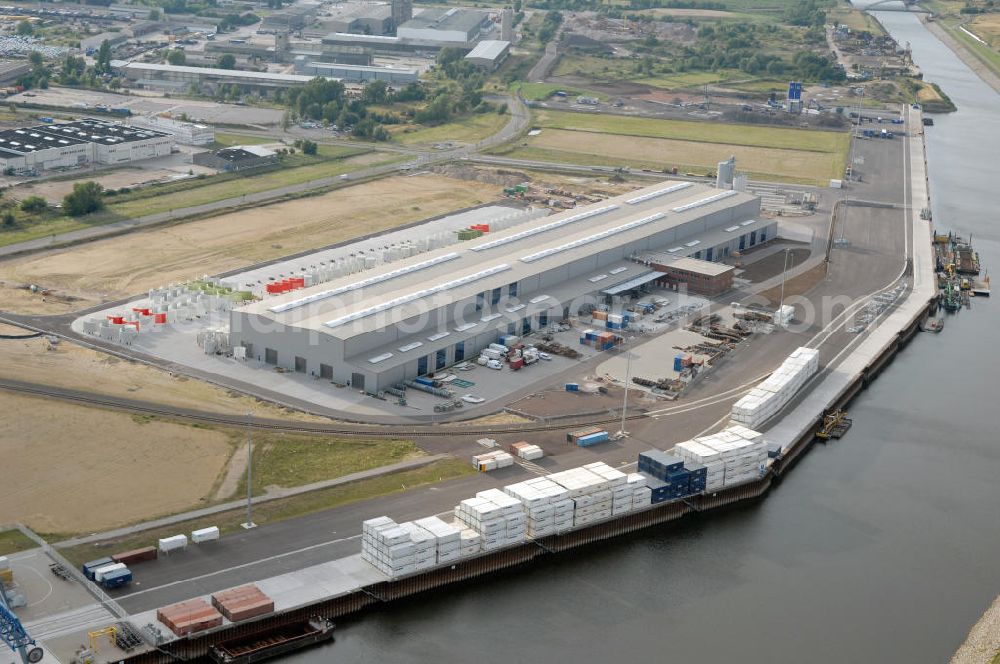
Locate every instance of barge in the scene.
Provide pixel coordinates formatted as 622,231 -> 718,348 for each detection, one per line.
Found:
209,618 -> 334,664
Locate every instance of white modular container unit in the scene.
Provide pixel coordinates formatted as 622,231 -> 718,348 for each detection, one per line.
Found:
191,526 -> 220,543
730,347 -> 819,429
158,534 -> 188,553
93,563 -> 127,582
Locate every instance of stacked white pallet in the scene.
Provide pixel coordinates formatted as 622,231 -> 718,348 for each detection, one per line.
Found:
674,440 -> 727,490
454,492 -> 524,552
361,517 -> 421,578
413,516 -> 462,564
691,426 -> 767,488
476,488 -> 527,547
397,522 -> 438,572
547,467 -> 613,527
503,477 -> 574,537
730,347 -> 820,429
457,526 -> 483,557
583,462 -> 632,516
626,473 -> 652,509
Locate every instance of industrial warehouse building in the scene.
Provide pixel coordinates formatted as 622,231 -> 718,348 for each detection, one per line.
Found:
464,40 -> 510,70
112,60 -> 336,95
130,115 -> 215,145
230,182 -> 776,392
396,8 -> 488,43
0,119 -> 172,173
292,56 -> 418,84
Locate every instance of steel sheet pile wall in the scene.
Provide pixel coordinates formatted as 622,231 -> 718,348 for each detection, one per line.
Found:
674,425 -> 767,489
730,347 -> 820,428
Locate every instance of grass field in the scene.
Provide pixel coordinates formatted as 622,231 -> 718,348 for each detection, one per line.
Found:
531,109 -> 850,152
635,70 -> 739,90
943,18 -> 1000,79
391,112 -> 509,146
0,148 -> 397,249
237,434 -> 423,495
519,82 -> 607,101
969,13 -> 1000,46
0,529 -> 37,555
214,132 -> 273,147
829,7 -> 886,34
58,458 -> 474,564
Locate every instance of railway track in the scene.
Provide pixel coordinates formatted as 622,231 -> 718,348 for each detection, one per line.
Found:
0,378 -> 651,437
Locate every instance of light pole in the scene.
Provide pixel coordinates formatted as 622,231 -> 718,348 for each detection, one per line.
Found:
777,248 -> 792,325
617,346 -> 631,439
241,411 -> 256,529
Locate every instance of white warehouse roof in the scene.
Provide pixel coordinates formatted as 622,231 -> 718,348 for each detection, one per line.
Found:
113,60 -> 339,84
466,40 -> 510,61
238,181 -> 759,340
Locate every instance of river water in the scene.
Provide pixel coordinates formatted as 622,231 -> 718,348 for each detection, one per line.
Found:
290,12 -> 1000,663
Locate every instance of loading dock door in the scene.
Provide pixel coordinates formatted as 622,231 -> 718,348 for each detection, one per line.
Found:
264,348 -> 278,365
320,364 -> 333,380
294,356 -> 307,373
351,373 -> 365,390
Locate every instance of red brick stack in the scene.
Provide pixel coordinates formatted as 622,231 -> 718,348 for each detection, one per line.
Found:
157,599 -> 223,637
211,584 -> 275,622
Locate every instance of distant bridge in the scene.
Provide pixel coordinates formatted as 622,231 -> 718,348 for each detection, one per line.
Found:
862,0 -> 930,13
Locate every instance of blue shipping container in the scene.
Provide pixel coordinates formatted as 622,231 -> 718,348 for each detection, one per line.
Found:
577,431 -> 610,447
82,557 -> 114,580
565,383 -> 579,392
101,569 -> 132,589
414,377 -> 434,386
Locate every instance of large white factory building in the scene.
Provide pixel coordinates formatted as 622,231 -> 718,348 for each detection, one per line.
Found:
231,182 -> 775,392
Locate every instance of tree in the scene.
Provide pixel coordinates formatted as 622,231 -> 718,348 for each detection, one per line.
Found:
361,79 -> 390,105
16,20 -> 33,36
96,39 -> 113,74
62,182 -> 105,217
300,139 -> 317,155
218,54 -> 237,69
2,211 -> 15,228
148,8 -> 161,20
20,196 -> 48,213
167,49 -> 186,66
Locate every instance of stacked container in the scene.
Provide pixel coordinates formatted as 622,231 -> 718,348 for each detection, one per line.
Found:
693,427 -> 768,487
413,516 -> 462,564
547,467 -> 614,527
211,585 -> 274,622
456,489 -> 527,551
510,442 -> 544,460
673,440 -> 726,490
503,477 -> 574,537
730,347 -> 820,429
639,449 -> 700,500
361,517 -> 433,578
582,462 -> 632,516
471,450 -> 514,472
626,473 -> 652,509
157,599 -> 223,637
457,527 -> 482,557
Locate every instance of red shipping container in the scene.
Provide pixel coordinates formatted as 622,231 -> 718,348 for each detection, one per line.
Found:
154,313 -> 168,324
108,315 -> 125,324
113,546 -> 157,564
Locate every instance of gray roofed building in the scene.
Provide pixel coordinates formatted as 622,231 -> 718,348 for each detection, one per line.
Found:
396,8 -> 488,43
464,39 -> 510,70
230,181 -> 774,392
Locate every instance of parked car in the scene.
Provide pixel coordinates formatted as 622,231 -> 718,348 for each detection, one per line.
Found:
485,359 -> 502,370
461,394 -> 485,404
537,352 -> 552,361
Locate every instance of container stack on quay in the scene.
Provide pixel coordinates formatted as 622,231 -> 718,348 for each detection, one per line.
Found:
673,425 -> 768,490
455,489 -> 527,552
579,328 -> 622,351
502,477 -> 576,538
157,599 -> 223,637
359,462 -> 658,579
638,450 -> 707,502
211,585 -> 275,622
730,347 -> 820,429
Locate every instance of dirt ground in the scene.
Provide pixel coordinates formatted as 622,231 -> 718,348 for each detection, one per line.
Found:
0,174 -> 499,313
0,332 -> 330,421
0,392 -> 233,534
15,164 -> 217,203
527,129 -> 840,183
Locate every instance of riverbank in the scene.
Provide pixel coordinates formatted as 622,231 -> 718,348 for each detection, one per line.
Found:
951,594 -> 1000,664
919,15 -> 1000,95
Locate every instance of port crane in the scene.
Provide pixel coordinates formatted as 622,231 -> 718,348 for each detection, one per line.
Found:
0,587 -> 44,663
